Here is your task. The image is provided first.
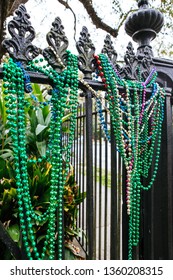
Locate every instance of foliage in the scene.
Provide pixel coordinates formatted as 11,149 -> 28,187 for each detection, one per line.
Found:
0,83 -> 85,260
64,165 -> 86,241
112,0 -> 173,58
156,0 -> 173,57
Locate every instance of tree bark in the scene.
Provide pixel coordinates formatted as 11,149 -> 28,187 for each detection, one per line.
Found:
58,0 -> 118,38
78,0 -> 118,37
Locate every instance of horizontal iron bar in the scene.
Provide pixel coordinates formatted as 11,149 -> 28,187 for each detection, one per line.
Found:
76,108 -> 109,119
153,57 -> 173,68
0,68 -> 172,95
0,68 -> 52,85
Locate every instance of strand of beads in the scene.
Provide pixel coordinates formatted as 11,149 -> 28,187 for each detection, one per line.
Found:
28,50 -> 79,260
79,76 -> 112,144
3,58 -> 40,259
94,53 -> 165,260
3,50 -> 79,260
95,98 -> 111,143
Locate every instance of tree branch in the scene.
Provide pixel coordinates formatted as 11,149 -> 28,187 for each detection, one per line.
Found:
78,0 -> 118,37
7,0 -> 29,16
117,8 -> 137,33
57,0 -> 77,41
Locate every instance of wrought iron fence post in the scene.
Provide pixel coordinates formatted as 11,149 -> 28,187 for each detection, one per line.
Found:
42,16 -> 69,260
110,125 -> 119,259
148,90 -> 173,259
101,35 -> 121,260
122,0 -> 165,260
85,89 -> 96,259
76,26 -> 96,259
165,92 -> 173,259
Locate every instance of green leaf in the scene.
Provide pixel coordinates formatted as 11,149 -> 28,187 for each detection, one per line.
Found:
62,113 -> 72,123
32,84 -> 42,99
0,149 -> 13,160
65,227 -> 79,236
6,163 -> 15,179
75,192 -> 87,204
62,127 -> 70,133
65,248 -> 78,260
65,241 -> 84,259
4,136 -> 12,146
28,110 -> 37,133
25,131 -> 35,144
0,158 -> 7,178
45,112 -> 51,126
36,141 -> 46,156
37,235 -> 46,243
0,178 -> 14,191
36,124 -> 47,136
8,188 -> 17,198
7,224 -> 20,242
1,188 -> 17,214
34,210 -> 43,216
38,188 -> 50,204
36,108 -> 45,125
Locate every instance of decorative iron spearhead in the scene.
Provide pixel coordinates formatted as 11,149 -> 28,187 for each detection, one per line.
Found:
2,4 -> 40,64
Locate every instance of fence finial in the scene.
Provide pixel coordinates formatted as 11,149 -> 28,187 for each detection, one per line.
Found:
138,0 -> 149,8
101,34 -> 118,67
43,17 -> 69,72
2,4 -> 40,64
76,26 -> 95,79
125,0 -> 164,47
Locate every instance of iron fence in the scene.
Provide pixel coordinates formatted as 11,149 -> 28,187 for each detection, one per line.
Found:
67,99 -> 123,260
64,88 -> 173,260
0,1 -> 173,260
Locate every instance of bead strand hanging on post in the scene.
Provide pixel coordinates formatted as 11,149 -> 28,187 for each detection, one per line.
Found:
2,41 -> 165,260
3,50 -> 79,260
94,53 -> 165,260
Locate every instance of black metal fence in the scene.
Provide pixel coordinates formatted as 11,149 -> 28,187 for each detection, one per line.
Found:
0,1 -> 173,260
63,80 -> 173,260
71,93 -> 173,260
69,99 -> 123,260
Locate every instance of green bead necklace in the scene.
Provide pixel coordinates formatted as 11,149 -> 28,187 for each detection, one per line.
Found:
94,53 -> 165,260
3,50 -> 78,260
3,48 -> 165,260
